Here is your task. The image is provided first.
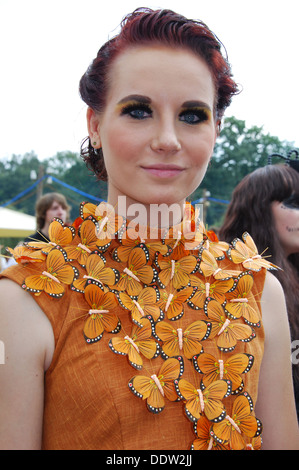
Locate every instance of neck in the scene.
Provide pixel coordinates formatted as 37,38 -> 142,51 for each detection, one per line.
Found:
40,224 -> 50,238
108,194 -> 186,230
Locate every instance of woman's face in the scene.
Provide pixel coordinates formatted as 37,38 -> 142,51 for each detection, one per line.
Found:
88,45 -> 217,212
271,195 -> 299,256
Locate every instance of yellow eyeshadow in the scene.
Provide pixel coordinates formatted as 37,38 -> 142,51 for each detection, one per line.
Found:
116,100 -> 150,112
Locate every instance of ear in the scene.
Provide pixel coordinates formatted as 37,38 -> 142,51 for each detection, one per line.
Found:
86,107 -> 102,148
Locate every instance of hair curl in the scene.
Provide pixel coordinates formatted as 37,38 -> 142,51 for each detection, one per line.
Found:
79,7 -> 239,181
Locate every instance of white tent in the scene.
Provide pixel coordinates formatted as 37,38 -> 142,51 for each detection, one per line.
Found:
0,207 -> 36,237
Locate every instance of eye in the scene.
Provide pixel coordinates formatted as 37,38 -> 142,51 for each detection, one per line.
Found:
179,107 -> 211,125
282,194 -> 299,210
120,103 -> 152,120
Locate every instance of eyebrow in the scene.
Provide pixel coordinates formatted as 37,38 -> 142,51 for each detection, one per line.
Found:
117,94 -> 152,105
117,96 -> 212,112
181,100 -> 212,110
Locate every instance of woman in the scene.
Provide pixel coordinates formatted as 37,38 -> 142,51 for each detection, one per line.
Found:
23,192 -> 71,242
219,163 -> 299,421
0,8 -> 298,450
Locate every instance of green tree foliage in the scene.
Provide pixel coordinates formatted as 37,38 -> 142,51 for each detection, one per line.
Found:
190,116 -> 297,227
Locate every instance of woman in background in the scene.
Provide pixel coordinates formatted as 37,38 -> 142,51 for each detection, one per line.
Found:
219,163 -> 299,420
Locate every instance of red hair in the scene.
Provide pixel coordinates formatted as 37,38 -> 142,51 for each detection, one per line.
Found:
79,7 -> 238,180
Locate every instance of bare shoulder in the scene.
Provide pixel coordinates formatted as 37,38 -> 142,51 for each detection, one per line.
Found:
0,278 -> 55,449
256,271 -> 299,449
261,271 -> 290,337
0,278 -> 54,370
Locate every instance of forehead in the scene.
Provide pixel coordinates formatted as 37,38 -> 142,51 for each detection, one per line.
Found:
106,45 -> 215,107
49,200 -> 64,209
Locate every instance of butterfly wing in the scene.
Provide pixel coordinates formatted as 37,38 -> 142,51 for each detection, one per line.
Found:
159,357 -> 184,402
7,245 -> 46,263
193,353 -> 220,387
157,259 -> 173,288
166,286 -> 195,321
175,378 -> 203,422
216,322 -> 255,353
128,375 -> 165,413
182,320 -> 211,359
128,357 -> 183,413
223,354 -> 254,394
22,274 -> 48,296
83,281 -> 120,343
134,317 -> 160,361
46,248 -> 77,286
155,321 -> 180,358
86,252 -> 119,286
83,313 -> 105,343
202,380 -> 232,422
136,286 -> 162,322
109,335 -> 143,370
232,393 -> 263,438
48,218 -> 75,246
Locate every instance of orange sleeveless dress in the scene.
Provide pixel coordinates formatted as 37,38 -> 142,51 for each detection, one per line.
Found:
0,202 -> 267,450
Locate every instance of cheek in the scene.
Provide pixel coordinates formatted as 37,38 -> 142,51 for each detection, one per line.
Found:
103,126 -> 142,165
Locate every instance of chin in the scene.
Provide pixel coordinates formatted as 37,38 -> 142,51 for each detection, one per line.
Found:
137,190 -> 187,207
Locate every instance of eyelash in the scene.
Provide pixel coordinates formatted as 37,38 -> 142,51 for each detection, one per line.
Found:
120,103 -> 152,120
282,195 -> 299,209
179,108 -> 210,125
120,103 -> 210,124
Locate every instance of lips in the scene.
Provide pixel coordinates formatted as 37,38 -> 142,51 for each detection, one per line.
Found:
141,164 -> 185,178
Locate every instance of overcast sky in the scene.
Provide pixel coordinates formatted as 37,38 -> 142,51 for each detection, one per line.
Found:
0,0 -> 298,161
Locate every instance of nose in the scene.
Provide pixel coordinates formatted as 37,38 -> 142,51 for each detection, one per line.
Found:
150,119 -> 181,154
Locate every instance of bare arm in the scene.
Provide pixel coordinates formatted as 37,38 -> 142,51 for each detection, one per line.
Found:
0,279 -> 54,449
255,272 -> 299,450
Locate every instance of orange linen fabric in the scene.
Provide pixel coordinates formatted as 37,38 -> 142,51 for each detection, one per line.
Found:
1,254 -> 265,450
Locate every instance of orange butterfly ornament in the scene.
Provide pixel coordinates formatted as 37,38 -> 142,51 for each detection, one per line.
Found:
199,249 -> 242,280
157,255 -> 199,290
175,378 -> 232,423
204,298 -> 255,352
116,246 -> 157,296
6,245 -> 46,264
22,246 -> 78,297
191,415 -> 228,450
188,274 -> 236,310
196,222 -> 229,261
118,286 -> 163,326
225,272 -> 261,327
83,280 -> 120,343
65,216 -> 107,266
227,231 -> 279,271
25,218 -> 75,254
71,251 -> 119,293
128,356 -> 184,413
113,226 -> 170,263
157,286 -> 195,321
193,352 -> 254,394
210,392 -> 262,450
155,320 -> 211,359
80,201 -> 125,242
109,316 -> 160,370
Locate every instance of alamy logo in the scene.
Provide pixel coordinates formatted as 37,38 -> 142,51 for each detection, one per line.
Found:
0,340 -> 5,365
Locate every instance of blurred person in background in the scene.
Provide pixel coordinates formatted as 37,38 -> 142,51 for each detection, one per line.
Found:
219,163 -> 299,421
24,192 -> 71,243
